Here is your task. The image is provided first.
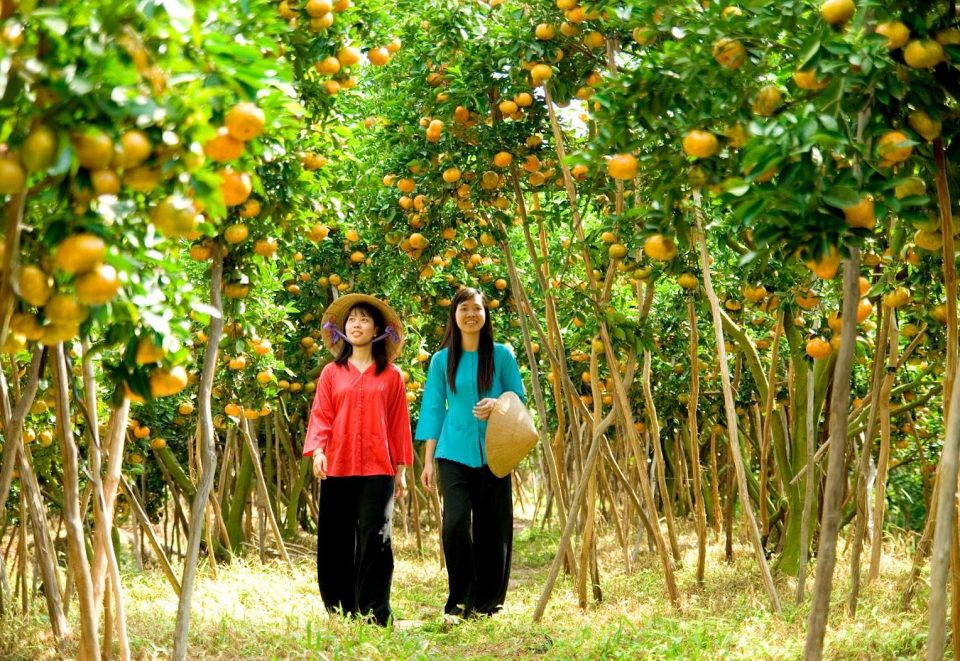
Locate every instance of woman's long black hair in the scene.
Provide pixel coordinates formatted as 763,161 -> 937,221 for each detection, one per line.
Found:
334,302 -> 389,374
440,287 -> 494,394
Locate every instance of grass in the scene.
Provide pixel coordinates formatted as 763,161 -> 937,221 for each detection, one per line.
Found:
0,520 -> 935,659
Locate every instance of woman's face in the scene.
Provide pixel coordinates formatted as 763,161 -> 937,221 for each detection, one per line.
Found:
454,294 -> 486,334
345,307 -> 378,346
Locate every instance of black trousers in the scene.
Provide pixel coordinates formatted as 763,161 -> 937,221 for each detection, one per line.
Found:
437,459 -> 513,616
316,475 -> 395,626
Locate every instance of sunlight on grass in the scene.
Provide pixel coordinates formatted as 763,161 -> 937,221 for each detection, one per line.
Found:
0,522 -> 932,659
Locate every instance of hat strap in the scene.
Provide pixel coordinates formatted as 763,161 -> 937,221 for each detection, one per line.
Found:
323,322 -> 400,347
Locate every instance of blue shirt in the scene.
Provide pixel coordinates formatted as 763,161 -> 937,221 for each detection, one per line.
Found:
415,343 -> 526,468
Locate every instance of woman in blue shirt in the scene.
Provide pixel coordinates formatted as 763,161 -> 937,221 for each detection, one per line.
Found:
417,286 -> 525,620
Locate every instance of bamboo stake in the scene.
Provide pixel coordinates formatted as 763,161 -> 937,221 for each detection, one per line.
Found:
803,249 -> 861,661
687,297 -> 707,583
643,351 -> 682,563
173,247 -> 224,661
532,409 -> 616,621
52,343 -> 100,660
239,416 -> 291,566
692,197 -> 780,614
868,314 -> 899,582
543,84 -> 676,605
797,364 -> 816,604
847,304 -> 891,615
759,317 -> 784,537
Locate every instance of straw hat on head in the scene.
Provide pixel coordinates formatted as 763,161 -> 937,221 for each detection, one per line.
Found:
485,391 -> 538,478
320,293 -> 404,361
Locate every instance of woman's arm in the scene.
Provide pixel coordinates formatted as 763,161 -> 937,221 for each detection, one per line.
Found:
303,367 -> 335,457
421,438 -> 438,490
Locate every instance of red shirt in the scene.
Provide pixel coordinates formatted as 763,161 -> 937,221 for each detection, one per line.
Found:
302,361 -> 413,477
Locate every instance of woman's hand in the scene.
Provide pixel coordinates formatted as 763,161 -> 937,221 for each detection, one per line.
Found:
395,467 -> 407,499
472,397 -> 497,421
421,460 -> 436,491
312,450 -> 328,480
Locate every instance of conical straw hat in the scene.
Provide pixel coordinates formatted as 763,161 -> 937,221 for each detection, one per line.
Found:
485,391 -> 538,478
320,293 -> 404,361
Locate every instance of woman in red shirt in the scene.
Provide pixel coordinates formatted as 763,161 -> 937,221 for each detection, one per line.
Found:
303,294 -> 412,626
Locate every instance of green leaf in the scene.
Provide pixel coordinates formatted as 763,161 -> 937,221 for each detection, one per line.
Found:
822,187 -> 860,209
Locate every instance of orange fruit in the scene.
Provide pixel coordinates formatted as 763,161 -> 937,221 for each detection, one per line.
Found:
882,286 -> 911,308
752,85 -> 783,116
907,110 -> 941,142
21,125 -> 58,173
607,153 -> 637,180
178,402 -> 195,415
337,46 -> 362,67
875,21 -> 909,49
315,56 -> 341,75
368,47 -> 389,66
152,195 -> 198,238
135,337 -> 165,365
225,102 -> 265,142
877,131 -> 912,165
224,283 -> 250,299
409,232 -> 427,249
643,234 -> 677,261
842,195 -> 875,229
793,69 -> 829,91
149,366 -> 189,398
678,273 -> 699,290
75,264 -> 120,305
806,247 -> 841,280
117,130 -> 152,169
224,223 -> 249,244
608,243 -> 628,260
254,237 -> 278,257
820,0 -> 855,26
682,130 -> 719,158
72,130 -> 115,170
18,265 -> 53,307
305,0 -> 332,16
914,229 -> 942,251
219,169 -> 252,206
90,169 -> 121,196
44,294 -> 88,325
530,64 -> 553,85
903,40 -> 945,68
124,166 -> 162,192
55,233 -> 106,275
712,38 -> 746,69
204,128 -> 244,162
493,151 -> 513,168
386,38 -> 402,53
498,100 -> 518,116
0,157 -> 25,194
150,438 -> 168,450
856,298 -> 873,323
805,337 -> 831,359
535,23 -> 556,40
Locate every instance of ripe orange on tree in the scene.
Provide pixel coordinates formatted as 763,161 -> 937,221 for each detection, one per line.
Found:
607,154 -> 637,180
643,234 -> 677,262
225,103 -> 265,142
682,130 -> 718,158
219,169 -> 252,206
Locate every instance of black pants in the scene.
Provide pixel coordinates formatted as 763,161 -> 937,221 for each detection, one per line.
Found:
437,459 -> 513,616
316,475 -> 395,626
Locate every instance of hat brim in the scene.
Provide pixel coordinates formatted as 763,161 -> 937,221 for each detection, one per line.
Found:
485,391 -> 538,478
320,294 -> 404,361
